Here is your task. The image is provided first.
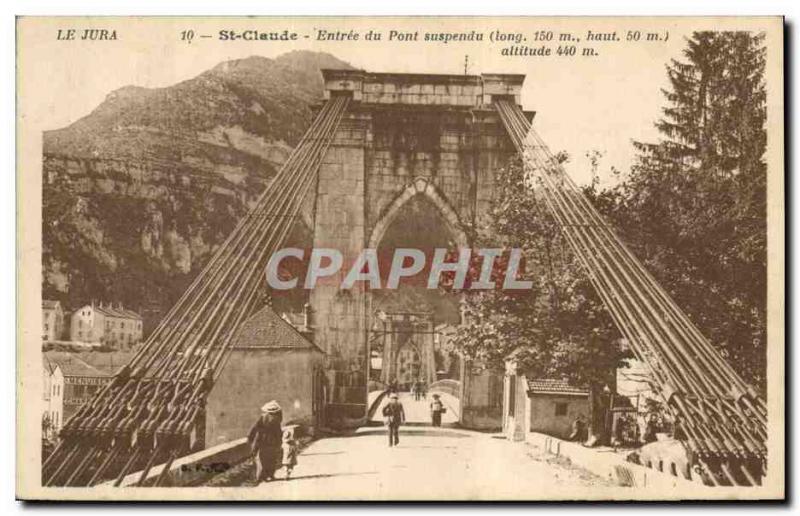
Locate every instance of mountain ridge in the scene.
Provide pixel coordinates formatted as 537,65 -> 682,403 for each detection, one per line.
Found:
42,50 -> 353,331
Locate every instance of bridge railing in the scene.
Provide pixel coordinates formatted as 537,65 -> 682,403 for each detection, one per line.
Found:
366,381 -> 389,421
429,379 -> 461,399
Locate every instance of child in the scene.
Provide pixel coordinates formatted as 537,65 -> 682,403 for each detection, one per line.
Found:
281,428 -> 298,479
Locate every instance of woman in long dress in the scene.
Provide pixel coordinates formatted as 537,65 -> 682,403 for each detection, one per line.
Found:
248,400 -> 283,483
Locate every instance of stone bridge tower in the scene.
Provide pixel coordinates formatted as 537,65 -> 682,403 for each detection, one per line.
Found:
311,69 -> 531,425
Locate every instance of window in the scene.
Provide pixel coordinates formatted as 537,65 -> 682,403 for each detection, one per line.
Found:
555,402 -> 568,416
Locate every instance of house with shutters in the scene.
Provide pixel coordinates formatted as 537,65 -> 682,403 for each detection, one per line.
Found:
69,302 -> 143,349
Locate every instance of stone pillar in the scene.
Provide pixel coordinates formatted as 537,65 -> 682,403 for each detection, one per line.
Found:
381,324 -> 395,385
313,70 -> 530,428
310,116 -> 369,425
422,322 -> 437,385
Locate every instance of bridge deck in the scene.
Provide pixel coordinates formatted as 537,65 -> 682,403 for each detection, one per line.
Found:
225,426 -> 610,499
369,392 -> 460,425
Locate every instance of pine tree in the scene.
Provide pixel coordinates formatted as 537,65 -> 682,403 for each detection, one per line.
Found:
612,31 -> 767,389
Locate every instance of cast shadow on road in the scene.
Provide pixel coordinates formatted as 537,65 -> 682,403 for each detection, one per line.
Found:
353,428 -> 471,439
397,444 -> 457,449
280,471 -> 379,481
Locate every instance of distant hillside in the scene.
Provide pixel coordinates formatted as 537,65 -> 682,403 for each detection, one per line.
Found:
42,51 -> 353,331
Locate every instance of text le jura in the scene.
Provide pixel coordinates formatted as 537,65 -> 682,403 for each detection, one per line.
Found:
56,29 -> 118,41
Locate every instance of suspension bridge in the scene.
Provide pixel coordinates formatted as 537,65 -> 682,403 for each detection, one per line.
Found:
42,70 -> 766,488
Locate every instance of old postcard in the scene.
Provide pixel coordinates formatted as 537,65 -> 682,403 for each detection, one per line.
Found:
16,16 -> 784,501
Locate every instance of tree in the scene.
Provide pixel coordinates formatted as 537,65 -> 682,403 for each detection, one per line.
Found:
605,31 -> 767,390
449,156 -> 626,441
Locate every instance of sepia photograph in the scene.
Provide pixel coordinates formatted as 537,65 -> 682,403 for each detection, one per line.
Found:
15,15 -> 784,501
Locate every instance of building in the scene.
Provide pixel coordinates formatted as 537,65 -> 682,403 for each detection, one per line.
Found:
42,355 -> 62,440
524,379 -> 589,439
502,353 -> 590,441
42,300 -> 65,342
615,356 -> 655,442
205,304 -> 326,448
70,302 -> 143,348
42,351 -> 119,439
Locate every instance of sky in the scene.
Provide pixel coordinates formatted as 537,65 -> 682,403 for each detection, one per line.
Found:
19,17 -> 707,187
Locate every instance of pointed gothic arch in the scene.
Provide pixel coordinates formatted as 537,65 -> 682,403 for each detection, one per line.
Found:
367,177 -> 469,250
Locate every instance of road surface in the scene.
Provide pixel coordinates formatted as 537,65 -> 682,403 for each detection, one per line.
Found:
370,391 -> 460,425
207,393 -> 612,499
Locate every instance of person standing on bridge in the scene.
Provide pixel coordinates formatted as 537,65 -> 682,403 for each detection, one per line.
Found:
382,393 -> 405,447
248,400 -> 283,483
430,393 -> 445,427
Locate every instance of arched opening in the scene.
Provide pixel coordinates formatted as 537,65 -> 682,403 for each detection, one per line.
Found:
395,341 -> 422,388
367,180 -> 465,424
369,179 -> 467,326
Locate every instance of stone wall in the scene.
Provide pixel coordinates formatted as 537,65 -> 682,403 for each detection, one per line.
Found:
205,349 -> 323,447
461,363 -> 504,431
528,394 -> 589,440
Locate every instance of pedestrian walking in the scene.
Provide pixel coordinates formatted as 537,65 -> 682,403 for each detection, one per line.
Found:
382,393 -> 405,447
281,428 -> 298,480
248,400 -> 283,483
411,381 -> 418,401
430,393 -> 445,427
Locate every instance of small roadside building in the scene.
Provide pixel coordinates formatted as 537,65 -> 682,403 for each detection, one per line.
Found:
525,379 -> 589,438
503,352 -> 589,441
204,304 -> 326,448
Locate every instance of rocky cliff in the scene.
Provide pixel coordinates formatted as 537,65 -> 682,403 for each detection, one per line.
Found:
42,51 -> 353,330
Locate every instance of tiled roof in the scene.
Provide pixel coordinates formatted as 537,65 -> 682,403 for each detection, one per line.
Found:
94,304 -> 142,320
526,378 -> 588,396
233,305 -> 324,353
43,354 -> 56,374
44,351 -> 110,378
76,351 -> 136,375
